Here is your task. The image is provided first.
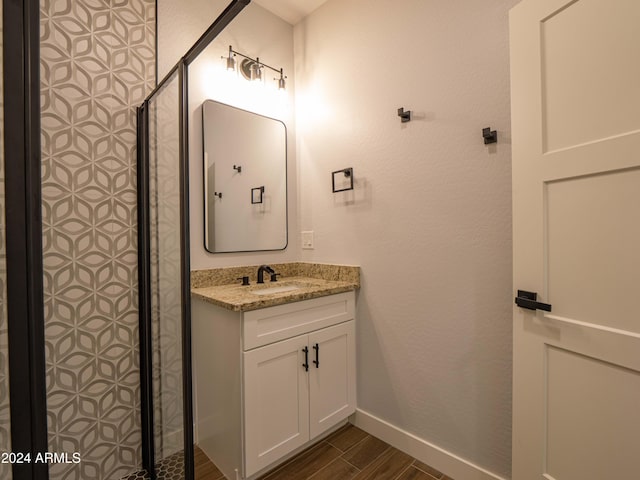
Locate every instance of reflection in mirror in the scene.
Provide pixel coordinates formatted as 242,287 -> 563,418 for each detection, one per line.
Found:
202,100 -> 287,253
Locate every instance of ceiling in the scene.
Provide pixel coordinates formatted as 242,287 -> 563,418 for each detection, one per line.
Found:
253,0 -> 330,25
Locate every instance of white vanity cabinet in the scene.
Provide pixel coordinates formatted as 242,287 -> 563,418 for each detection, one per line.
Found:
192,291 -> 356,480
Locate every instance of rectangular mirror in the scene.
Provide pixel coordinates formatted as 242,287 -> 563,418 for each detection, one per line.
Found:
202,100 -> 287,253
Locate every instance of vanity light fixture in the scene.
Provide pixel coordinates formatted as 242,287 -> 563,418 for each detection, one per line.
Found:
223,45 -> 287,90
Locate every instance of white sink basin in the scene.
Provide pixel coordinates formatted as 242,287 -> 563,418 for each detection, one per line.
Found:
251,284 -> 301,296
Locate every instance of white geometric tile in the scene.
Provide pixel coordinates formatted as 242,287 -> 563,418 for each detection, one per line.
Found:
41,0 -> 156,478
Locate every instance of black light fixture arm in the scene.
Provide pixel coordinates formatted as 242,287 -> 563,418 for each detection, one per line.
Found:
228,46 -> 284,77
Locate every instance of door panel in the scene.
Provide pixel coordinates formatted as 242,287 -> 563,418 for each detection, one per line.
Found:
243,335 -> 309,477
545,346 -> 640,479
308,321 -> 355,439
540,0 -> 640,153
546,169 -> 640,332
510,0 -> 640,478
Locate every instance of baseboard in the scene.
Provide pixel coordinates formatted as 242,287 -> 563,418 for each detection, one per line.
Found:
352,409 -> 508,480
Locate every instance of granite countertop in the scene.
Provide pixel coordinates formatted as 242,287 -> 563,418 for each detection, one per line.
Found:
190,263 -> 360,312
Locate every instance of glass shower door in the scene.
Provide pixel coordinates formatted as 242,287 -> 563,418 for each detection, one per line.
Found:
139,63 -> 193,479
137,4 -> 250,479
148,68 -> 184,474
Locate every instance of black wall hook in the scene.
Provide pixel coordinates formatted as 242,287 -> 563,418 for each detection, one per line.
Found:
233,164 -> 242,173
482,127 -> 497,144
398,107 -> 411,123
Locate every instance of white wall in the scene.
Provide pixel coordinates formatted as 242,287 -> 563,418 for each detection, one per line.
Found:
159,0 -> 517,477
158,1 -> 299,269
294,0 -> 517,477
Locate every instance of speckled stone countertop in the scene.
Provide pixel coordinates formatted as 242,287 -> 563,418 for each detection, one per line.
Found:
191,262 -> 359,312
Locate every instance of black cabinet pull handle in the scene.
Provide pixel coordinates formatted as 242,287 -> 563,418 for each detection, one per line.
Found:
302,346 -> 309,371
313,343 -> 319,368
515,290 -> 552,312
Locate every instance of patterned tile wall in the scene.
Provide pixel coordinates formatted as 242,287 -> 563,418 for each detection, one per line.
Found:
0,2 -> 12,479
40,0 -> 155,478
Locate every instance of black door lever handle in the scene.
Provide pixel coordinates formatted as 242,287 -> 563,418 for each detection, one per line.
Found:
515,290 -> 552,312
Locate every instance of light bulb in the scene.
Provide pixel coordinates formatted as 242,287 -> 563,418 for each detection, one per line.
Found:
225,46 -> 236,71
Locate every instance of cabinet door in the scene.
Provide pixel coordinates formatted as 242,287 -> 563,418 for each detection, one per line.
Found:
243,334 -> 310,477
308,321 -> 356,439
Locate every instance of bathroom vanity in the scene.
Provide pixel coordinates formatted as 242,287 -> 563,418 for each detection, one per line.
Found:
191,263 -> 359,480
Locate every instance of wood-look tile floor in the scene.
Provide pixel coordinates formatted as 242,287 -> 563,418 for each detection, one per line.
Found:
195,424 -> 454,480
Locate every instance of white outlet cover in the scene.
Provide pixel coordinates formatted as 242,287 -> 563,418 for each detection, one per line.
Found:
301,231 -> 314,249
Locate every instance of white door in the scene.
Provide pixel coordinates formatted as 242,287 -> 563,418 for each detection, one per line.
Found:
243,335 -> 310,477
308,321 -> 356,439
510,0 -> 640,478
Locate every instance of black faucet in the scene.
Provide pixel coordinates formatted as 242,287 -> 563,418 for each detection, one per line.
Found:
256,265 -> 275,284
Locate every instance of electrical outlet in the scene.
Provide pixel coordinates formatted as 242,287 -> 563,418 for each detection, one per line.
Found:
301,231 -> 314,249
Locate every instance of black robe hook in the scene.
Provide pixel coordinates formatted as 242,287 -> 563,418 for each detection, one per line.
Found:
482,127 -> 497,144
398,107 -> 411,123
